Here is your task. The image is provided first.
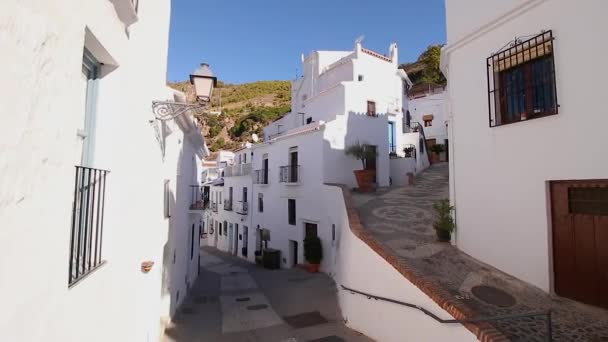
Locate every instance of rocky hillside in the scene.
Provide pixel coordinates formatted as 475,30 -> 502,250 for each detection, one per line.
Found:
168,80 -> 291,151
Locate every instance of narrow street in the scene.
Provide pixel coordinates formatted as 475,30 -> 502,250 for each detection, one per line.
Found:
162,247 -> 372,342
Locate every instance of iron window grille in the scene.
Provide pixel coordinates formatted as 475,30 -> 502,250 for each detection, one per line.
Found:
254,169 -> 269,184
68,166 -> 109,286
487,30 -> 558,127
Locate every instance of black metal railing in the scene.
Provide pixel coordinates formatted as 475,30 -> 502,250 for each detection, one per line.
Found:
279,165 -> 300,183
254,169 -> 269,185
403,144 -> 417,159
236,201 -> 249,215
341,285 -> 553,341
389,143 -> 397,154
223,199 -> 233,211
409,121 -> 421,132
190,185 -> 205,210
69,166 -> 109,286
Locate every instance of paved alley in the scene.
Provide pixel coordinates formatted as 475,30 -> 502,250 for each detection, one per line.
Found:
351,163 -> 608,341
162,247 -> 372,342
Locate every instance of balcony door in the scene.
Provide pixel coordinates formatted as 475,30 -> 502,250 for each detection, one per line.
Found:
388,122 -> 396,153
263,155 -> 269,184
289,147 -> 298,182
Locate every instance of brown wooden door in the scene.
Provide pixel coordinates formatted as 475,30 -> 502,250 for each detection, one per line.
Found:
551,180 -> 608,309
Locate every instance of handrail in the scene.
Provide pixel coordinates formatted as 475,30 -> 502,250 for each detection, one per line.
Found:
340,284 -> 553,341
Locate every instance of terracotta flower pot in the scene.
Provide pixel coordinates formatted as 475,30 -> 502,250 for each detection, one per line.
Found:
306,263 -> 320,273
354,170 -> 374,192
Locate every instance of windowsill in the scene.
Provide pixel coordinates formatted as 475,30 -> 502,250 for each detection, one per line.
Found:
491,111 -> 558,128
68,260 -> 107,289
283,182 -> 300,186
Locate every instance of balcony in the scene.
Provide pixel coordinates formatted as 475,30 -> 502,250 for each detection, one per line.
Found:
236,201 -> 249,215
69,166 -> 110,286
224,199 -> 233,211
211,202 -> 218,212
279,165 -> 300,184
253,169 -> 269,185
224,163 -> 252,177
189,185 -> 205,211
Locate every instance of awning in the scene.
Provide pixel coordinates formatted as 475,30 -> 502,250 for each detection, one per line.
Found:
423,114 -> 434,121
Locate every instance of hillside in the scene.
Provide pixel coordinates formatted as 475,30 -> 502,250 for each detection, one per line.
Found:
168,80 -> 291,151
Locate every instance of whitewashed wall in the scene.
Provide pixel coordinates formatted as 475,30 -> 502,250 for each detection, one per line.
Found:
0,0 -> 203,341
324,186 -> 475,342
442,0 -> 608,291
409,91 -> 448,143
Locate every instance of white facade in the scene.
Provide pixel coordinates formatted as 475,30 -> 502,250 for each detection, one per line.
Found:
0,1 -> 204,341
205,41 -> 431,273
441,0 -> 608,292
408,89 -> 448,144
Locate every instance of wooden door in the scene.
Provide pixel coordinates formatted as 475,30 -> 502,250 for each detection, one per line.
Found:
551,180 -> 608,309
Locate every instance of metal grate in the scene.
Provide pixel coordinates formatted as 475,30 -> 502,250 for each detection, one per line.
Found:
568,187 -> 608,215
487,30 -> 558,127
69,166 -> 109,286
279,165 -> 300,183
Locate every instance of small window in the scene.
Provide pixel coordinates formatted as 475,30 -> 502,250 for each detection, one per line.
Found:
332,224 -> 336,241
419,138 -> 424,153
164,180 -> 171,218
306,117 -> 313,124
424,120 -> 432,127
258,193 -> 264,212
243,153 -> 247,164
219,223 -> 222,236
568,187 -> 608,215
403,80 -> 410,96
367,101 -> 377,117
358,75 -> 364,81
288,199 -> 296,225
243,187 -> 248,203
487,30 -> 557,127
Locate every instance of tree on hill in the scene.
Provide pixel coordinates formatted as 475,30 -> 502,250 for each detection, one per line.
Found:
400,44 -> 446,85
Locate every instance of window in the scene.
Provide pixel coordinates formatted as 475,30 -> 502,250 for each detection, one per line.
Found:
358,75 -> 364,81
164,180 -> 171,218
403,80 -> 410,96
243,153 -> 247,164
79,48 -> 101,168
423,115 -> 433,127
419,138 -> 424,153
258,193 -> 264,212
332,224 -> 336,241
219,222 -> 222,236
367,101 -> 377,117
306,117 -> 313,124
403,110 -> 411,133
190,224 -> 195,260
243,187 -> 248,202
487,30 -> 557,127
288,199 -> 296,225
223,221 -> 227,235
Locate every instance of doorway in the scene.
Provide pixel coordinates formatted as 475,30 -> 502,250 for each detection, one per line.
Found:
289,147 -> 298,182
243,226 -> 248,257
233,224 -> 239,256
289,240 -> 298,267
550,180 -> 608,309
305,222 -> 318,238
363,145 -> 377,183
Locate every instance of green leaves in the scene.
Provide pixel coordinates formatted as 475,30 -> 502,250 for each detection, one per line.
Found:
433,199 -> 455,233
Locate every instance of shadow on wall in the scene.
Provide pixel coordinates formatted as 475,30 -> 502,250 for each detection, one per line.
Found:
322,110 -> 390,188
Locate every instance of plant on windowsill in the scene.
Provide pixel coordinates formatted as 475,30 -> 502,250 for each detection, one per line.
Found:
345,141 -> 378,192
430,144 -> 445,163
304,236 -> 323,273
433,199 -> 455,242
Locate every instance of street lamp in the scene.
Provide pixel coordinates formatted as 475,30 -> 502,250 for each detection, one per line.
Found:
151,62 -> 218,121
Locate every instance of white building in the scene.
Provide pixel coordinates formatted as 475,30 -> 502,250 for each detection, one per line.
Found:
441,0 -> 608,309
0,1 -> 206,340
406,83 -> 449,162
205,41 -> 431,271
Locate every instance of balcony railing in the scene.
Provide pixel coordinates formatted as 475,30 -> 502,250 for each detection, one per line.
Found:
236,201 -> 249,215
211,202 -> 218,212
69,166 -> 109,286
224,163 -> 252,177
403,144 -> 417,159
279,165 -> 300,184
224,199 -> 233,211
253,169 -> 269,185
190,185 -> 205,210
409,122 -> 421,133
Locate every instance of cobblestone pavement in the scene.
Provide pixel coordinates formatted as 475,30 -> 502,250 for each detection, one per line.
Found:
352,163 -> 608,342
162,247 -> 372,342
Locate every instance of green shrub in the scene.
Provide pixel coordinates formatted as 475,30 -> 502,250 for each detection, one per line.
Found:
304,236 -> 323,264
433,199 -> 455,234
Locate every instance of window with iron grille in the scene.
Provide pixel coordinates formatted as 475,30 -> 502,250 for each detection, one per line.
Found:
367,101 -> 377,117
487,30 -> 558,127
258,193 -> 264,212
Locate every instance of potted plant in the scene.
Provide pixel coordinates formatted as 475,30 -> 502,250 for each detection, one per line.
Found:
403,145 -> 415,158
303,236 -> 323,273
430,144 -> 445,163
345,141 -> 378,192
433,199 -> 455,242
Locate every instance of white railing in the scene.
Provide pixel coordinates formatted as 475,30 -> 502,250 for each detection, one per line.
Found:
224,163 -> 252,177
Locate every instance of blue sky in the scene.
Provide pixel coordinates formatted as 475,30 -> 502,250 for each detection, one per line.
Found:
167,0 -> 446,84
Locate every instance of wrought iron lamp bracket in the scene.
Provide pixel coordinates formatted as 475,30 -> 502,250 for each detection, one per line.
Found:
151,100 -> 208,121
